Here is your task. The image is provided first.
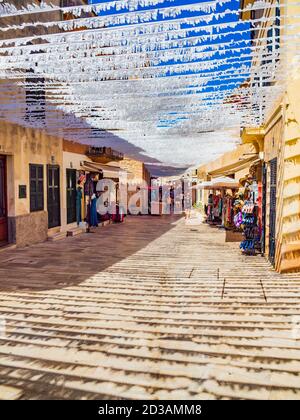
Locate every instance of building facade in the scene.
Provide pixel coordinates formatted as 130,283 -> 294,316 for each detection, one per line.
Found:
0,119 -> 63,247
0,120 -> 152,248
196,0 -> 299,273
240,0 -> 300,272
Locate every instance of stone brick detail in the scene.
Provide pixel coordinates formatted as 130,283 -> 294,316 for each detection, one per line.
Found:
8,211 -> 48,247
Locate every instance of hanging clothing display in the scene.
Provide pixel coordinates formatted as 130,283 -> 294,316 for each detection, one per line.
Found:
223,195 -> 234,227
240,201 -> 261,254
90,194 -> 98,227
76,185 -> 83,225
236,171 -> 262,255
84,174 -> 95,197
206,193 -> 223,223
78,167 -> 125,228
202,165 -> 264,250
205,192 -> 237,227
207,194 -> 214,222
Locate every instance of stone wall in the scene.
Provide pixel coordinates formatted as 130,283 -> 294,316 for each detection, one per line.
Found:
119,157 -> 151,185
8,211 -> 48,247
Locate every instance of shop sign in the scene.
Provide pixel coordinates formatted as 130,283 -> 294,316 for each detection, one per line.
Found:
19,185 -> 27,199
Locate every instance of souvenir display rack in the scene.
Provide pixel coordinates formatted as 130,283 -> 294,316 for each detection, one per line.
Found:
240,201 -> 261,255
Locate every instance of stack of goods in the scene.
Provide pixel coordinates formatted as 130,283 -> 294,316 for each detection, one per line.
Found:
239,201 -> 261,254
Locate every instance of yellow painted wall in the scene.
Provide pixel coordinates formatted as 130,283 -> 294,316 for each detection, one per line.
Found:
0,119 -> 63,230
238,0 -> 300,272
276,92 -> 300,272
271,0 -> 300,272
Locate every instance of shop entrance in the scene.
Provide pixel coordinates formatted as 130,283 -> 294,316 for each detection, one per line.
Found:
261,163 -> 267,254
0,156 -> 8,245
66,169 -> 77,224
47,165 -> 61,229
269,158 -> 277,265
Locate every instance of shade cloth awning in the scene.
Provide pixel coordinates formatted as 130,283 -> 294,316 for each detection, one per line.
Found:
210,176 -> 240,189
192,181 -> 212,190
207,155 -> 259,177
193,176 -> 240,190
80,161 -> 128,179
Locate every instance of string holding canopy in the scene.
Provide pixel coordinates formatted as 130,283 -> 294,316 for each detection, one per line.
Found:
0,0 -> 297,169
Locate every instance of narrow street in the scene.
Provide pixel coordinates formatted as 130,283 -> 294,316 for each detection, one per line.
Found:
0,216 -> 299,400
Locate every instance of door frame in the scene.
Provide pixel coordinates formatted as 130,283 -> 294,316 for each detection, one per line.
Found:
0,155 -> 8,245
47,164 -> 61,229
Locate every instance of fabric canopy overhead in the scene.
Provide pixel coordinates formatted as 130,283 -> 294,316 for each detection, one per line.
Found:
192,181 -> 213,190
194,176 -> 240,190
210,176 -> 240,189
0,0 -> 295,172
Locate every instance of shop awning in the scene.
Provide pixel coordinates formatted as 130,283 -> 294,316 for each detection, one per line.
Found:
211,177 -> 240,189
193,177 -> 240,190
80,161 -> 128,179
208,155 -> 259,177
192,181 -> 212,190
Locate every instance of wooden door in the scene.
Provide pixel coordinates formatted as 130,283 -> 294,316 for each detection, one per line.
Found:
47,165 -> 61,229
66,169 -> 77,224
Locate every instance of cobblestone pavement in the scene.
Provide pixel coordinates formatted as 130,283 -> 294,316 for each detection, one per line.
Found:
0,216 -> 299,400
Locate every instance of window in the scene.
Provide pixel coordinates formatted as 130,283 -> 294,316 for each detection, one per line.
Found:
30,164 -> 44,212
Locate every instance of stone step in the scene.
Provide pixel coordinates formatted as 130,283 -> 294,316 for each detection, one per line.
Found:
66,227 -> 86,237
47,232 -> 67,242
1,215 -> 300,400
0,244 -> 17,253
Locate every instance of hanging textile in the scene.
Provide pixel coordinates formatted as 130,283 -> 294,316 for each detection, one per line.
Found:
76,185 -> 83,225
90,194 -> 98,227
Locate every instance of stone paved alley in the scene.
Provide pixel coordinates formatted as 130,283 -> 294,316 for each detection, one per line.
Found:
0,216 -> 299,400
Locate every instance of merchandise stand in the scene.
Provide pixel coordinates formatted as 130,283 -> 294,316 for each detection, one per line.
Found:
240,202 -> 261,255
